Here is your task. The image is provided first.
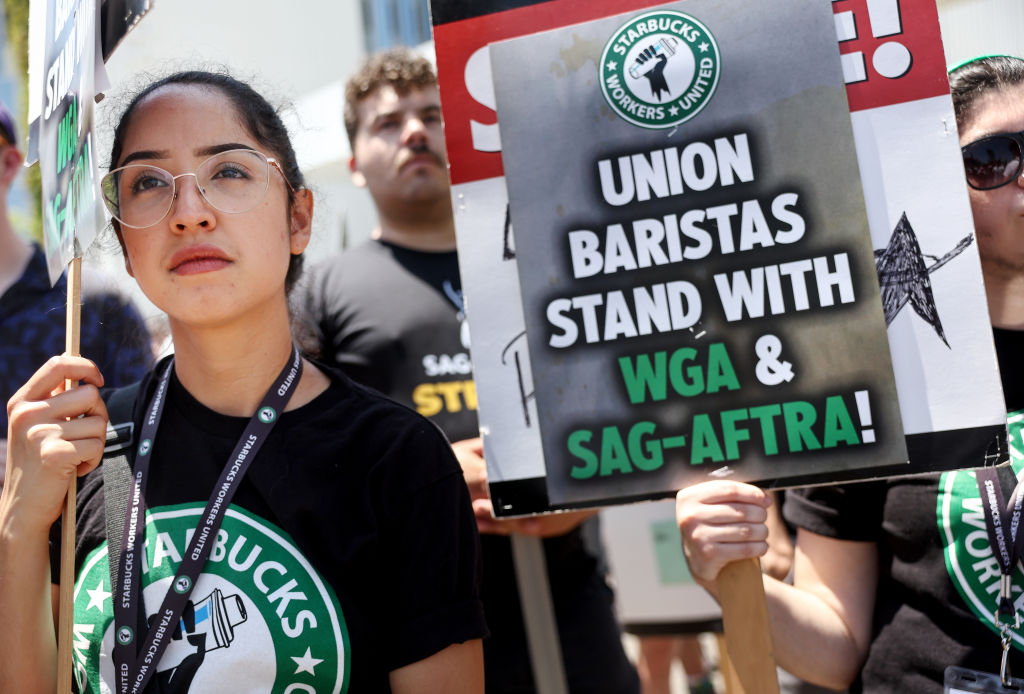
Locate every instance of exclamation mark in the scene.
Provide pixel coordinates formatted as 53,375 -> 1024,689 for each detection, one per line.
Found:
855,390 -> 875,444
833,0 -> 911,83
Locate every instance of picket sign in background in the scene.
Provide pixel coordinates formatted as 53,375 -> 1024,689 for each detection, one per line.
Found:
432,0 -> 1006,516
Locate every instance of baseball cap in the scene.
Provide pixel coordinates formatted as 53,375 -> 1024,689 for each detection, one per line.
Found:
0,98 -> 16,146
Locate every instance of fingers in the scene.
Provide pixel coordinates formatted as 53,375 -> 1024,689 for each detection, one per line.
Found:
3,358 -> 109,532
54,415 -> 109,475
11,355 -> 104,405
676,481 -> 773,585
678,479 -> 772,508
515,509 -> 596,538
452,437 -> 483,457
10,383 -> 108,448
452,437 -> 488,496
473,498 -> 514,535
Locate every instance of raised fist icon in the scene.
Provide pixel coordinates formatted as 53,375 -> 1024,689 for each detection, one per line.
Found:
629,39 -> 678,101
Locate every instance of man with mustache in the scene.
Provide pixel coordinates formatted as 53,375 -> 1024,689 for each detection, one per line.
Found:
300,49 -> 640,693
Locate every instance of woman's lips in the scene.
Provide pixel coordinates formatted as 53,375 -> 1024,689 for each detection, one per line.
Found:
169,245 -> 232,275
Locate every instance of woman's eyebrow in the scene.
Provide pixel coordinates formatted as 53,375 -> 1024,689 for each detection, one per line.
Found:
119,149 -> 169,166
195,142 -> 254,157
118,143 -> 256,167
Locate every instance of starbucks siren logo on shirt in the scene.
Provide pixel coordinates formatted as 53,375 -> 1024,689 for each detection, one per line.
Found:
71,504 -> 350,694
600,10 -> 721,129
939,410 -> 1024,648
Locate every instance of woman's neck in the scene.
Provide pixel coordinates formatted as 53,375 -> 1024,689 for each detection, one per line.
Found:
983,262 -> 1024,330
167,304 -> 326,416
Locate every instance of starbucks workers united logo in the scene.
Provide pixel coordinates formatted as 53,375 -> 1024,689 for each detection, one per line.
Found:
71,505 -> 350,694
940,431 -> 1024,649
601,10 -> 721,129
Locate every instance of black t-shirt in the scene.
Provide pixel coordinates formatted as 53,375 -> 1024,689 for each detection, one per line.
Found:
994,327 -> 1024,412
51,361 -> 486,693
300,240 -> 639,693
784,327 -> 1024,693
299,240 -> 474,439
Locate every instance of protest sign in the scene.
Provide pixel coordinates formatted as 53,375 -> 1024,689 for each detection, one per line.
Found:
431,0 -> 1006,514
491,0 -> 908,505
34,0 -> 102,283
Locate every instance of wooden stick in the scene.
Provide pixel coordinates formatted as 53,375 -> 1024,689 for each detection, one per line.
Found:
510,534 -> 569,694
57,255 -> 82,694
716,632 -> 744,694
716,558 -> 779,694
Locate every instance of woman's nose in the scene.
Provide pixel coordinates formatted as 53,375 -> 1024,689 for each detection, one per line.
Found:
167,173 -> 215,232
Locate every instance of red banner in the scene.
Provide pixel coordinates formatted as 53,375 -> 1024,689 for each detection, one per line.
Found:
435,0 -> 953,185
833,0 -> 950,112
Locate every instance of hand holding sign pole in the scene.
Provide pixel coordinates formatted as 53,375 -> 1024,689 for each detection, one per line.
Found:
29,0 -> 103,689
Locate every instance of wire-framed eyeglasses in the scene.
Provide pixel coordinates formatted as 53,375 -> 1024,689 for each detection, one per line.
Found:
100,148 -> 295,229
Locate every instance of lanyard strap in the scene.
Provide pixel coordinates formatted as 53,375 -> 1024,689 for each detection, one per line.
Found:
975,466 -> 1024,623
112,346 -> 303,694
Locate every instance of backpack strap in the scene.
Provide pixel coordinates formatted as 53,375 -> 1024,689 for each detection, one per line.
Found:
102,382 -> 140,594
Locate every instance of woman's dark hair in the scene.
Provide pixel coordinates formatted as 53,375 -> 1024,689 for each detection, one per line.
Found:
950,56 -> 1024,131
109,70 -> 307,294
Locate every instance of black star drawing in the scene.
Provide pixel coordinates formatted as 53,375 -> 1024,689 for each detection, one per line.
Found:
874,212 -> 972,348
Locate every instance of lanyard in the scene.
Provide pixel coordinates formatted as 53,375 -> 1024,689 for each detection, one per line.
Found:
975,466 -> 1024,622
975,466 -> 1024,687
112,346 -> 303,694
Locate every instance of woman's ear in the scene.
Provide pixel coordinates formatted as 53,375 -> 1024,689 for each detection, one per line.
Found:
289,188 -> 314,255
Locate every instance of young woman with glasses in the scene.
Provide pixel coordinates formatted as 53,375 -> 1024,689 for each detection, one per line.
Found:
0,71 -> 486,694
675,56 -> 1024,693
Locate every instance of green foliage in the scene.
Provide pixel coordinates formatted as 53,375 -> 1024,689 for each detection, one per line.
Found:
4,0 -> 44,243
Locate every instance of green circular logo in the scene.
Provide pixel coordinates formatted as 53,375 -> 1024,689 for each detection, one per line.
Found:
940,450 -> 1024,649
174,575 -> 192,594
258,407 -> 276,424
138,439 -> 152,457
116,626 -> 133,646
74,505 -> 350,692
600,10 -> 721,129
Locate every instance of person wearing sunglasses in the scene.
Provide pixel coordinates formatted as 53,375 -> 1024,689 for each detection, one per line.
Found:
0,97 -> 152,495
0,71 -> 486,693
675,55 -> 1024,694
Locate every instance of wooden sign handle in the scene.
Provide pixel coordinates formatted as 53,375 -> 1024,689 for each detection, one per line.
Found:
716,557 -> 780,694
57,256 -> 82,694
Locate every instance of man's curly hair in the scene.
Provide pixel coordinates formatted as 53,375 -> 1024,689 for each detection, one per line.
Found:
344,48 -> 438,145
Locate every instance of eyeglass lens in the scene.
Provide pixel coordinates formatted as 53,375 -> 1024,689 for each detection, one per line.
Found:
962,134 -> 1024,190
102,150 -> 272,228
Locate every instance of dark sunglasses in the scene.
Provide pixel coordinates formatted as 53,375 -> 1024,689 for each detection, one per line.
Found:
962,131 -> 1024,190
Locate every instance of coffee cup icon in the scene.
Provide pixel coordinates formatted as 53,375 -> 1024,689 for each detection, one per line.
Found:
187,588 -> 247,651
